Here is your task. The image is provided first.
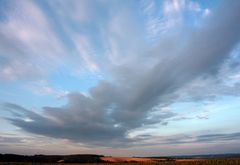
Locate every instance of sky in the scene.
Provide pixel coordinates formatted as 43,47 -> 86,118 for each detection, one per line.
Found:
0,0 -> 240,156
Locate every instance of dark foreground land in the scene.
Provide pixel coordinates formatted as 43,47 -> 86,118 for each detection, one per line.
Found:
0,158 -> 240,165
1,154 -> 240,165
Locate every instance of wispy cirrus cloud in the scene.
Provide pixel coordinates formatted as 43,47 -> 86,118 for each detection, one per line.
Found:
0,0 -> 66,80
140,0 -> 211,45
0,0 -> 102,81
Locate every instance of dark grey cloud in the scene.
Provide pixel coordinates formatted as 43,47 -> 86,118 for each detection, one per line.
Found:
132,132 -> 240,146
0,136 -> 23,144
3,1 -> 240,147
178,132 -> 240,144
197,132 -> 240,142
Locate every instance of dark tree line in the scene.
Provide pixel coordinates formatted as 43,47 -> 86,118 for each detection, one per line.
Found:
0,154 -> 105,163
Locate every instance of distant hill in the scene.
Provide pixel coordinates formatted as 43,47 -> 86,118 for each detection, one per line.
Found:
169,153 -> 240,159
146,153 -> 240,159
0,154 -> 105,163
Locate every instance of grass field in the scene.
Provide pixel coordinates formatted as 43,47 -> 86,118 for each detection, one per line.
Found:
1,158 -> 240,165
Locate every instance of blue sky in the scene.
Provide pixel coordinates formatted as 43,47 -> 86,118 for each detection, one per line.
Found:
0,0 -> 240,156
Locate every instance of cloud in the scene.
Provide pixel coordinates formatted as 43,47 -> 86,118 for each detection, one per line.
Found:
196,132 -> 240,142
47,0 -> 91,23
140,0 -> 213,47
27,81 -> 69,98
0,0 -> 68,80
3,101 -> 132,147
163,0 -> 185,14
3,0 -> 240,148
44,0 -> 103,73
175,44 -> 240,102
73,34 -> 99,72
0,136 -> 23,145
104,3 -> 146,66
0,132 -> 91,155
132,132 -> 240,146
0,0 -> 212,81
0,0 -> 103,81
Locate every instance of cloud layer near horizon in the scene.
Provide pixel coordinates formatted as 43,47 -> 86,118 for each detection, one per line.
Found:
2,0 -> 240,148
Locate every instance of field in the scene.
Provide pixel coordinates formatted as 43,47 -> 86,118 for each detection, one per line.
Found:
1,158 -> 240,165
